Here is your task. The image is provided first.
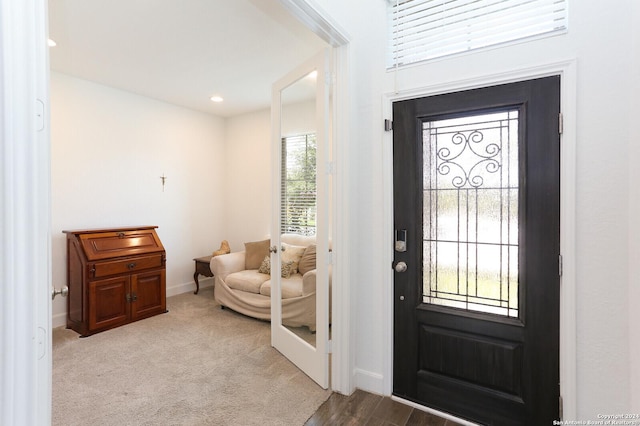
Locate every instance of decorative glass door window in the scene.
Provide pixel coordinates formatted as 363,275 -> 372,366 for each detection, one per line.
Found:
423,109 -> 520,317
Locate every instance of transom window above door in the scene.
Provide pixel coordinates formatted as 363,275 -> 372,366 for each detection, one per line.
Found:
387,0 -> 568,67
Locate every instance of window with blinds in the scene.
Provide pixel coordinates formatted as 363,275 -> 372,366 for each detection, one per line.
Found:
281,134 -> 317,236
388,0 -> 568,67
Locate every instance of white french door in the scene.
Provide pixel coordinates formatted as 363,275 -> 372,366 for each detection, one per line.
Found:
270,49 -> 331,388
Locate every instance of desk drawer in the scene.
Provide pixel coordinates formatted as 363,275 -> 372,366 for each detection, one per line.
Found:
79,229 -> 164,261
93,255 -> 163,278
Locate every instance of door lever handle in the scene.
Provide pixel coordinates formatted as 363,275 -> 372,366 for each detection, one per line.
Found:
394,261 -> 408,273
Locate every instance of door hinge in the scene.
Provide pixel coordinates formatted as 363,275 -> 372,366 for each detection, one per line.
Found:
384,119 -> 393,131
559,254 -> 563,277
325,71 -> 335,87
326,250 -> 333,265
327,339 -> 332,354
559,112 -> 564,135
559,394 -> 564,420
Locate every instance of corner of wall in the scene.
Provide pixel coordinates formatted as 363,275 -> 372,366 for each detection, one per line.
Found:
354,368 -> 386,395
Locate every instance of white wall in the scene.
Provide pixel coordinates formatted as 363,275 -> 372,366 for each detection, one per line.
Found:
222,100 -> 315,252
282,99 -> 315,137
222,108 -> 272,251
313,0 -> 638,418
50,72 -> 226,327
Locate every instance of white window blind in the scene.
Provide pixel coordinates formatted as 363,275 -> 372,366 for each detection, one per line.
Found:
388,0 -> 568,67
281,134 -> 317,236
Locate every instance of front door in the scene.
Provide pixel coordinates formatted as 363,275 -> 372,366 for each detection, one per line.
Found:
393,77 -> 561,425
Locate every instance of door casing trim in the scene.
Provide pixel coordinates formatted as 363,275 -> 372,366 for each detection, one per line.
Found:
0,0 -> 52,424
382,59 -> 578,419
277,0 -> 353,395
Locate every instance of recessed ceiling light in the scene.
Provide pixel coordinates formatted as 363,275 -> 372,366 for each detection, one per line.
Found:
210,96 -> 224,103
48,38 -> 57,47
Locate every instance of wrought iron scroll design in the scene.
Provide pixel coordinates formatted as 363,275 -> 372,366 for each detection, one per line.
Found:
424,110 -> 519,318
436,130 -> 501,188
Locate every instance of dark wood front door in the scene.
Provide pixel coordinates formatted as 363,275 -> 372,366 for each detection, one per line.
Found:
392,77 -> 561,425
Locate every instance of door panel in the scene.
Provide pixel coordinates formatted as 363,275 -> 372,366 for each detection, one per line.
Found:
89,276 -> 129,331
131,269 -> 166,320
393,77 -> 560,425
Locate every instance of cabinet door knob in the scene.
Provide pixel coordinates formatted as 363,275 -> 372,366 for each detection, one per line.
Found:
127,262 -> 136,269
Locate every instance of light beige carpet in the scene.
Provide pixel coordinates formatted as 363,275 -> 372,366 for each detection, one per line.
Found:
52,288 -> 331,426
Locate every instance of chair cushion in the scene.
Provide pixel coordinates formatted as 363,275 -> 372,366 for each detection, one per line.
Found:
281,233 -> 315,247
226,270 -> 270,294
259,275 -> 304,299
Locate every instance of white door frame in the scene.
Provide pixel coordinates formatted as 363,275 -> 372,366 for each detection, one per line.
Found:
0,0 -> 52,424
278,0 -> 353,395
382,59 -> 578,419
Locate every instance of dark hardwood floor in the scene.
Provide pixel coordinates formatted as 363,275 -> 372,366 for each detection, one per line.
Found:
305,389 -> 464,426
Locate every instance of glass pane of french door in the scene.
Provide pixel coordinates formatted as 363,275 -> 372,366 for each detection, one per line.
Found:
271,49 -> 330,388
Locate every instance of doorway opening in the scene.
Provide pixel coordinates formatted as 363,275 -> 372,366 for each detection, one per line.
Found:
44,0 -> 351,422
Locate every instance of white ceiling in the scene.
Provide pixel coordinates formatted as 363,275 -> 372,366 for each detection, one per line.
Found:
48,0 -> 328,117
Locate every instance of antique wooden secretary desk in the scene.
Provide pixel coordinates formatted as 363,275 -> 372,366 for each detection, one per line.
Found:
63,226 -> 167,337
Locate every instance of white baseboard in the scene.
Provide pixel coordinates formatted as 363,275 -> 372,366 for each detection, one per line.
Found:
354,368 -> 385,395
166,277 -> 213,297
52,312 -> 66,329
51,278 -> 214,329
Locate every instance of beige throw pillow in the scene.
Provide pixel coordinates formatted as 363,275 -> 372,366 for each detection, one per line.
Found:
281,261 -> 296,278
298,244 -> 317,275
245,239 -> 270,270
281,243 -> 306,274
258,255 -> 271,274
257,255 -> 295,278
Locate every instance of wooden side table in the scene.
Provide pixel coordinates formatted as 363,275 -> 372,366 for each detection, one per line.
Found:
193,256 -> 213,294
